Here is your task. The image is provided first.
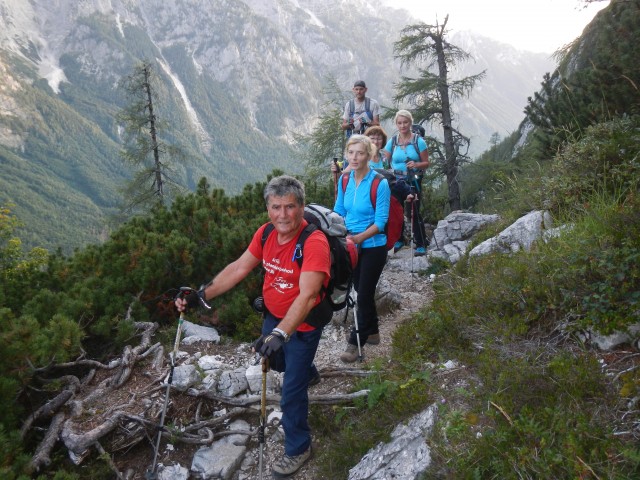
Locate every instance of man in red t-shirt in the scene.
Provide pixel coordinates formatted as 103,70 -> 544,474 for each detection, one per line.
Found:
176,175 -> 330,478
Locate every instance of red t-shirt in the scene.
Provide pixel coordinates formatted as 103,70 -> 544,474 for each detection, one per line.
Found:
248,221 -> 330,330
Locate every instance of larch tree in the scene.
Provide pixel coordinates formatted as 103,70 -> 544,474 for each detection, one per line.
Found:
297,75 -> 350,204
393,16 -> 485,211
117,61 -> 184,214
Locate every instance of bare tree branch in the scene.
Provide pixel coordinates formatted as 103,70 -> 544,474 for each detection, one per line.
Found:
28,412 -> 66,473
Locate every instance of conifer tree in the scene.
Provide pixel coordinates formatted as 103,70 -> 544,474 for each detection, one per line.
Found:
525,0 -> 640,156
297,76 -> 349,194
117,61 -> 185,214
393,16 -> 485,211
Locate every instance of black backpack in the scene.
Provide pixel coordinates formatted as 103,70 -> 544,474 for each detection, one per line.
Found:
260,204 -> 358,312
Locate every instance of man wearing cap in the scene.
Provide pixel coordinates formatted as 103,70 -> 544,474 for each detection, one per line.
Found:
342,80 -> 380,137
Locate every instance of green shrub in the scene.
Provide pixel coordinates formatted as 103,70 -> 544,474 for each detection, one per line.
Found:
393,175 -> 640,477
544,194 -> 640,335
540,117 -> 640,215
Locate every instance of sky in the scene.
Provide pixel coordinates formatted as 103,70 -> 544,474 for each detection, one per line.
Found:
380,0 -> 610,53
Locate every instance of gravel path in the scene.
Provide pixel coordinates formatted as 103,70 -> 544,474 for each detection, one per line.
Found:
245,249 -> 435,479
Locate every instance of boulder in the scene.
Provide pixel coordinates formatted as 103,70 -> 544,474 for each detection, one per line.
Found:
348,405 -> 438,480
428,211 -> 500,263
470,210 -> 553,257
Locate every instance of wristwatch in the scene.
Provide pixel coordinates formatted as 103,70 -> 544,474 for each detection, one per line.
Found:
272,327 -> 290,342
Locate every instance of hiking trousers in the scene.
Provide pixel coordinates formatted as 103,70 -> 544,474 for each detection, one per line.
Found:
263,313 -> 322,456
349,245 -> 387,344
405,194 -> 428,248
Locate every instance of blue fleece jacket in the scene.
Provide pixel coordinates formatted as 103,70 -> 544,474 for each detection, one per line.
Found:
334,168 -> 390,249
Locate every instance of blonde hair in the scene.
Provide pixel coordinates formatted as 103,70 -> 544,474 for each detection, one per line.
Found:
394,109 -> 414,125
344,134 -> 375,159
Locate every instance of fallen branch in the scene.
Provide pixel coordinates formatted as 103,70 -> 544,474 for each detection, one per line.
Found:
613,364 -> 640,383
317,367 -> 373,377
309,390 -> 370,404
489,401 -> 513,426
34,357 -> 116,372
576,455 -> 602,480
61,410 -> 131,454
21,381 -> 78,439
188,388 -> 370,406
121,412 -> 252,445
28,412 -> 66,473
182,407 -> 246,433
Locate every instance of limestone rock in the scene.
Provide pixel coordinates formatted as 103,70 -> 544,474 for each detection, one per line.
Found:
182,320 -> 221,345
348,405 -> 438,480
470,210 -> 553,257
170,364 -> 200,391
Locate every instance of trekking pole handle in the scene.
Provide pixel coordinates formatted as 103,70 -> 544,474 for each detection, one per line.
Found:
179,286 -> 212,310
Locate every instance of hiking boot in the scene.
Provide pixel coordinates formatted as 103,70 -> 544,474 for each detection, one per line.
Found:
393,241 -> 404,253
308,370 -> 321,387
340,344 -> 362,363
271,445 -> 312,478
415,247 -> 426,256
366,333 -> 380,345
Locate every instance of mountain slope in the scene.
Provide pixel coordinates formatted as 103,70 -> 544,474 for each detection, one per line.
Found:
0,0 -> 554,252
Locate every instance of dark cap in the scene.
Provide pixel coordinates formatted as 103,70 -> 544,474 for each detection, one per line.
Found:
353,80 -> 366,88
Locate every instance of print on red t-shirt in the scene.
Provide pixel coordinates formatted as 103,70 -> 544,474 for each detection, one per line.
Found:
248,221 -> 330,321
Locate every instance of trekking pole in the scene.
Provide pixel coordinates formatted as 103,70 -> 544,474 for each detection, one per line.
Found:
410,193 -> 415,281
147,288 -> 210,479
147,311 -> 184,479
353,289 -> 363,362
258,356 -> 269,480
332,157 -> 339,202
343,291 -> 354,325
413,174 -> 426,249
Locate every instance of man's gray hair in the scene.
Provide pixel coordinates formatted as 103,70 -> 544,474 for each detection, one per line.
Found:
264,175 -> 305,206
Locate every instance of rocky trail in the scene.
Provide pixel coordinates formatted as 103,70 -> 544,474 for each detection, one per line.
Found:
109,248 -> 434,479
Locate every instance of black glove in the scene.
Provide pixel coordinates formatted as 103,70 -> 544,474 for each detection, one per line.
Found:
251,335 -> 265,353
259,330 -> 287,358
179,287 -> 206,311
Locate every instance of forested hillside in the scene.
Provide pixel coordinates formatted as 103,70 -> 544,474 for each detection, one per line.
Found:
0,0 -> 552,253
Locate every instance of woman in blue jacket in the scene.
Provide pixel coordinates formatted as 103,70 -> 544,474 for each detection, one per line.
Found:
334,135 -> 391,362
383,109 -> 430,255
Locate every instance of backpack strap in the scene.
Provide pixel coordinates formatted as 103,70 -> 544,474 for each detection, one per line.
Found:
292,224 -> 317,267
261,223 -> 276,247
340,173 -> 349,195
349,98 -> 372,120
412,132 -> 420,155
369,173 -> 382,212
411,133 -> 426,179
261,222 -> 316,267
